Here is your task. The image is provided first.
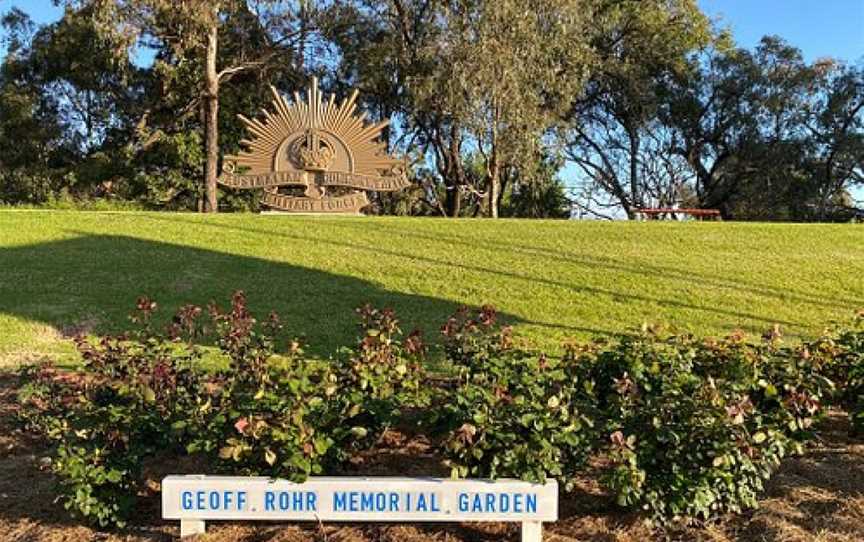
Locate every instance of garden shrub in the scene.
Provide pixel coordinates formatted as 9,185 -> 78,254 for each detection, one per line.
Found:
805,311 -> 864,432
202,295 -> 429,474
693,328 -> 831,449
17,301 -> 207,527
438,306 -> 595,487
564,326 -> 829,523
17,292 -> 427,527
16,294 -> 864,529
336,303 -> 429,431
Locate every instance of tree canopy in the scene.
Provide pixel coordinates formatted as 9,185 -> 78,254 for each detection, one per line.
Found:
1,0 -> 861,220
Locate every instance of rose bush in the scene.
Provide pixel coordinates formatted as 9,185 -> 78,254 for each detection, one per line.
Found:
564,326 -> 830,522
16,295 -> 864,528
437,306 -> 595,486
17,292 -> 427,527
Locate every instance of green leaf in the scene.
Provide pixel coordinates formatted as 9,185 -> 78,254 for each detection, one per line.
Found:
218,446 -> 234,460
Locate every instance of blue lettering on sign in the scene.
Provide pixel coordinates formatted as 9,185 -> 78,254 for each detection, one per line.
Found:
458,492 -> 539,514
181,490 -> 248,511
334,492 -> 347,511
264,491 -> 318,512
350,491 -> 359,512
175,485 -> 542,516
330,491 -> 446,513
458,493 -> 468,512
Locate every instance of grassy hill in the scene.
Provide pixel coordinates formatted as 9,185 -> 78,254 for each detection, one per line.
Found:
0,210 -> 861,365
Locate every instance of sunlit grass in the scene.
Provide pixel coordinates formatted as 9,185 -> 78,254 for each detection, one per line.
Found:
1,210 -> 861,366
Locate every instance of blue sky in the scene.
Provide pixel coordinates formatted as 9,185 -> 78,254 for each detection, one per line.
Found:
700,0 -> 863,63
1,0 -> 862,64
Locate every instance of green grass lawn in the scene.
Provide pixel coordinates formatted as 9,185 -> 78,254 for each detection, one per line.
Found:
0,210 -> 861,366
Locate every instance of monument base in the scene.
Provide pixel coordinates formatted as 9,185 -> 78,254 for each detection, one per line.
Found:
260,210 -> 364,216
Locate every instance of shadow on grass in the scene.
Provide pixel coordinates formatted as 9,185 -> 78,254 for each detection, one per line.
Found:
0,233 -> 523,359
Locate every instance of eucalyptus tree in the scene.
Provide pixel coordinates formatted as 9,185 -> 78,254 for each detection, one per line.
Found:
0,10 -> 65,203
425,0 -> 593,218
327,0 -> 594,218
662,37 -> 861,219
804,61 -> 864,219
561,0 -> 712,218
65,0 -> 317,212
0,6 -> 136,202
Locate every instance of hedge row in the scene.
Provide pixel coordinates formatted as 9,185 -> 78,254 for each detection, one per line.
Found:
16,295 -> 864,527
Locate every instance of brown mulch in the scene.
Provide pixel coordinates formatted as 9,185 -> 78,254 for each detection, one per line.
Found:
1,372 -> 863,542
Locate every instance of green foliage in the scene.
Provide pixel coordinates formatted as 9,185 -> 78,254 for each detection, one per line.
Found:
335,304 -> 429,432
565,327 -> 829,523
202,295 -> 429,476
659,38 -> 864,220
17,292 -> 427,527
438,306 -> 594,486
14,287 -> 864,528
692,329 -> 832,447
2,2 -> 861,219
500,151 -> 572,219
16,323 -> 204,526
806,312 -> 864,432
130,131 -> 205,209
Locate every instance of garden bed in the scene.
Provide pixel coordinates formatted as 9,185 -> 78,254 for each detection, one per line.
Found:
3,371 -> 863,542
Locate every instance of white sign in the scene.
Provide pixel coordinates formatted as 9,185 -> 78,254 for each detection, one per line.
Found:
163,476 -> 558,541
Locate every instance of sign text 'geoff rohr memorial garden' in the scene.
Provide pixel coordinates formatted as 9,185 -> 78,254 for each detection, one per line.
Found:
163,476 -> 558,541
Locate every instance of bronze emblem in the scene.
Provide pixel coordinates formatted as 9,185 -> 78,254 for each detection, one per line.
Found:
219,78 -> 410,213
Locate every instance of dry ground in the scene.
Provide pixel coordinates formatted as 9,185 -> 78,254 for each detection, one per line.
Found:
2,373 -> 863,542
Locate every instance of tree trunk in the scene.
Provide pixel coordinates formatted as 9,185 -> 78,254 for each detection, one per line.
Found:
628,128 -> 640,218
445,187 -> 462,217
203,22 -> 220,213
488,169 -> 499,218
488,104 -> 500,218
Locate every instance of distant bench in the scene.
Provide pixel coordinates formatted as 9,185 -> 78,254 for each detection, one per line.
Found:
635,208 -> 722,221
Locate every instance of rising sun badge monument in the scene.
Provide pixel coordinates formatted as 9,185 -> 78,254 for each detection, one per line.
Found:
219,77 -> 410,213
